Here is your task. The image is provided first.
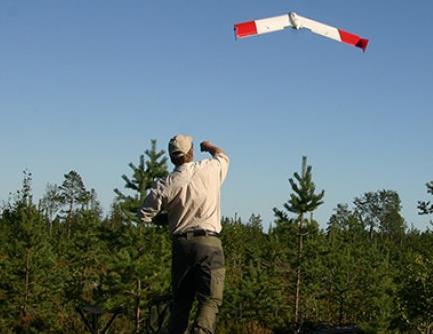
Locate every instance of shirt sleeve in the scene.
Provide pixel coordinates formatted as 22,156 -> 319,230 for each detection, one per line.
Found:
138,181 -> 164,223
213,152 -> 229,184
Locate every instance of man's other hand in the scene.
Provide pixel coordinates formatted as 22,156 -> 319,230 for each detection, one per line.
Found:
152,212 -> 169,227
200,141 -> 212,152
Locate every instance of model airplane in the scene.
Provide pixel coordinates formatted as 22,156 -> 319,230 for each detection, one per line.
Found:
234,12 -> 369,52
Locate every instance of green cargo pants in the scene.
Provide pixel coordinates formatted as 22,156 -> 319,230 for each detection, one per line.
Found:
169,233 -> 225,334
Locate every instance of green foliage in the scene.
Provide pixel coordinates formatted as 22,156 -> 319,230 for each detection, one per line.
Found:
58,170 -> 92,214
284,156 -> 324,215
274,156 -> 325,330
114,139 -> 168,222
221,216 -> 289,333
354,190 -> 406,243
418,180 -> 433,216
1,163 -> 432,333
391,230 -> 433,333
0,171 -> 62,332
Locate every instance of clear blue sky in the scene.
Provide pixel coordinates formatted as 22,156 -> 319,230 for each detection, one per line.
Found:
1,1 -> 432,230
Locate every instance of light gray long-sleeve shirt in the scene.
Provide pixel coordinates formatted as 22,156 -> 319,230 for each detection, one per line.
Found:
139,152 -> 229,236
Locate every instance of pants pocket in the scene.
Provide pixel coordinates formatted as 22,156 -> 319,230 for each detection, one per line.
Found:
210,267 -> 225,304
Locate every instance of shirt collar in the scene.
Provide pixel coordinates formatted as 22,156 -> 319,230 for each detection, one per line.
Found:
174,161 -> 194,172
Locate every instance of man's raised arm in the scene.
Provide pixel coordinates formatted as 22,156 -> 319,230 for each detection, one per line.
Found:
200,141 -> 226,157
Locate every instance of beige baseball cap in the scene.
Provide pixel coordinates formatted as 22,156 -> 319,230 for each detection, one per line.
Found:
168,134 -> 193,157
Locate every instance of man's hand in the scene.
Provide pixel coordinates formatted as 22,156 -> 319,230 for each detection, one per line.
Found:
200,141 -> 224,157
200,141 -> 212,153
152,212 -> 169,227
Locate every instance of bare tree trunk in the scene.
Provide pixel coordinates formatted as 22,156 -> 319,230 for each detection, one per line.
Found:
67,199 -> 74,239
294,213 -> 304,334
23,204 -> 33,318
135,278 -> 141,334
24,249 -> 31,315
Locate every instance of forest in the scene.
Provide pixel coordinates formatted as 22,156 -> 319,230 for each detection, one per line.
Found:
1,140 -> 432,333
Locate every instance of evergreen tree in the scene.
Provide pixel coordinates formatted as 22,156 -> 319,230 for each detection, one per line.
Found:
418,180 -> 433,216
89,188 -> 103,218
98,219 -> 171,333
221,215 -> 288,333
275,156 -> 324,333
0,171 -> 61,332
325,201 -> 399,332
103,140 -> 171,331
392,229 -> 433,333
354,189 -> 405,243
3,157 -> 433,332
114,139 -> 168,222
38,183 -> 61,236
58,170 -> 92,237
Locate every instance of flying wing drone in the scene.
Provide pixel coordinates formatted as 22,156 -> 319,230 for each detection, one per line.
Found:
234,12 -> 369,52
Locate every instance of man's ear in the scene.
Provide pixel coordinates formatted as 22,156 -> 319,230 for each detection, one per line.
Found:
186,149 -> 194,162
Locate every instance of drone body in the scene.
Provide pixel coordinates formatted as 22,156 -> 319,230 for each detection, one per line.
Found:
234,12 -> 369,52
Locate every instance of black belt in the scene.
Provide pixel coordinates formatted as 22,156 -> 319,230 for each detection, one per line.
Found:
174,229 -> 220,239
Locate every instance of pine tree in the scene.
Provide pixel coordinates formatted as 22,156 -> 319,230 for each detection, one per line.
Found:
98,218 -> 171,333
38,183 -> 61,236
58,170 -> 91,237
354,190 -> 406,245
418,181 -> 433,216
276,156 -> 324,333
324,202 -> 396,331
0,171 -> 61,332
114,139 -> 168,222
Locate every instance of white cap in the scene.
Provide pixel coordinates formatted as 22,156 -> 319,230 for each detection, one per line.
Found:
168,134 -> 193,157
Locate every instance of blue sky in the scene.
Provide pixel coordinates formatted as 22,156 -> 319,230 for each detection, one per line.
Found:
1,1 -> 432,230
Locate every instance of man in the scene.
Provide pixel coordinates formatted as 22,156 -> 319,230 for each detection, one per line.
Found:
139,134 -> 229,334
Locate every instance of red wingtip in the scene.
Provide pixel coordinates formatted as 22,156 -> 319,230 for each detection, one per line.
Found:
357,38 -> 369,52
234,21 -> 258,39
338,29 -> 369,52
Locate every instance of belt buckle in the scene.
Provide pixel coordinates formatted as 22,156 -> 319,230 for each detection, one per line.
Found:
205,230 -> 218,237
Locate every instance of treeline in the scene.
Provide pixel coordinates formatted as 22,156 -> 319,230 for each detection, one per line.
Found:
1,141 -> 432,333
